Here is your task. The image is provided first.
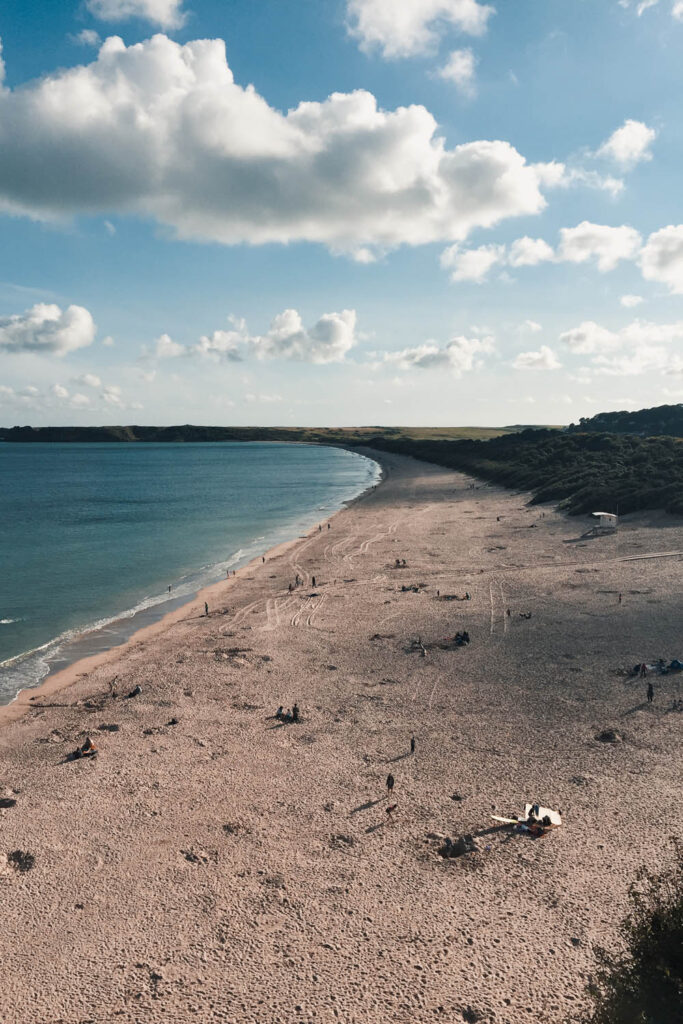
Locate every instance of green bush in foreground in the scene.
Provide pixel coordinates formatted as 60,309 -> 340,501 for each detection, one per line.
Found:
575,841 -> 683,1024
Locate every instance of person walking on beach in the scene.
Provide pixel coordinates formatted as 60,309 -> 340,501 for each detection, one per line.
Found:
386,773 -> 395,795
312,576 -> 316,587
647,682 -> 654,703
618,593 -> 622,604
410,736 -> 415,755
204,601 -> 209,617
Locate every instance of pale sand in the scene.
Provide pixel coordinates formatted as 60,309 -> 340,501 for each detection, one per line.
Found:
1,451 -> 682,1024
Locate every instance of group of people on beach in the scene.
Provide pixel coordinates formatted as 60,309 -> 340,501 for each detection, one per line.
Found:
274,704 -> 300,724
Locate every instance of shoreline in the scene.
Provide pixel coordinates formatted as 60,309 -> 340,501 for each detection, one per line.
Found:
0,448 -> 384,729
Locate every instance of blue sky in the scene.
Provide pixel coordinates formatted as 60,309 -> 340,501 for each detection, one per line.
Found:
1,0 -> 682,426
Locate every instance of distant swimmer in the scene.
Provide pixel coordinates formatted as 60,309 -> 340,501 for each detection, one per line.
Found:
386,773 -> 395,795
168,585 -> 172,592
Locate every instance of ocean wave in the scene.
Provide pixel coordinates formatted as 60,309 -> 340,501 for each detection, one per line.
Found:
0,618 -> 19,625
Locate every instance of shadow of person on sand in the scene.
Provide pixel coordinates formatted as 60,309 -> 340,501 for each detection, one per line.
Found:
387,751 -> 411,764
365,822 -> 385,834
621,702 -> 650,716
350,798 -> 382,815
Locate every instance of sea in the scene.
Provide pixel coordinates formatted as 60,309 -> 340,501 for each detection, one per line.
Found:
0,441 -> 380,704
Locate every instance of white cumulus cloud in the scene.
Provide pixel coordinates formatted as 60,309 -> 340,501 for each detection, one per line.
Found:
0,303 -> 96,356
440,243 -> 505,282
597,119 -> 656,168
72,29 -> 102,46
346,0 -> 494,58
437,48 -> 477,96
152,309 -> 358,364
73,372 -> 102,387
0,36 -> 553,256
513,346 -> 562,370
558,221 -> 642,271
85,0 -> 186,29
561,317 -> 683,376
383,333 -> 494,374
154,333 -> 185,359
639,224 -> 683,293
507,236 -> 555,267
249,309 -> 358,364
620,294 -> 644,307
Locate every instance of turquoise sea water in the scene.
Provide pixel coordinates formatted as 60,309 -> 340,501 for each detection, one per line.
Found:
0,442 -> 379,703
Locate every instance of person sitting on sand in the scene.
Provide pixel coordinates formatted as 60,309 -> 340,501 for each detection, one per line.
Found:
275,705 -> 284,719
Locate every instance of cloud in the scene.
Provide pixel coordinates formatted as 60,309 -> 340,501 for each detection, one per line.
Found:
561,316 -> 683,375
0,35 -> 555,256
85,0 -> 186,29
383,333 -> 494,374
346,0 -> 494,58
249,309 -> 358,364
152,309 -> 358,364
73,372 -> 102,387
620,294 -> 644,307
639,224 -> 683,293
620,0 -> 659,14
597,119 -> 656,168
442,221 -> 644,283
72,29 -> 102,46
0,303 -> 96,356
558,221 -> 642,271
193,318 -> 246,361
154,333 -> 185,358
101,384 -> 124,406
674,2 -> 683,20
507,236 -> 555,267
518,320 -> 542,332
440,243 -> 505,282
560,321 -> 621,354
70,393 -> 92,408
50,383 -> 69,399
513,345 -> 562,370
437,48 -> 477,96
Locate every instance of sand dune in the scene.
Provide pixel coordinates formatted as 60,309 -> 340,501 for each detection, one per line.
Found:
1,451 -> 682,1023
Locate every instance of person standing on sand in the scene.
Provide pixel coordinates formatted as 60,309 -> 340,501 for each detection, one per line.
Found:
328,523 -> 331,530
386,773 -> 395,795
410,736 -> 415,755
618,593 -> 622,604
204,601 -> 209,617
312,576 -> 316,587
647,682 -> 654,703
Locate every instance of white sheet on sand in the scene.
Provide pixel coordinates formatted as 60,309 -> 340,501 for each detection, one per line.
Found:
524,804 -> 562,826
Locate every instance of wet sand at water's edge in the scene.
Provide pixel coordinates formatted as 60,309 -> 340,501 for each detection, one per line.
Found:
1,450 -> 682,1024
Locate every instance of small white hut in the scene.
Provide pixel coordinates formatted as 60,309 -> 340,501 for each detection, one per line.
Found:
591,511 -> 618,533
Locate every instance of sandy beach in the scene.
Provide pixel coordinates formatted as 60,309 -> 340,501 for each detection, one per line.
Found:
1,450 -> 682,1024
